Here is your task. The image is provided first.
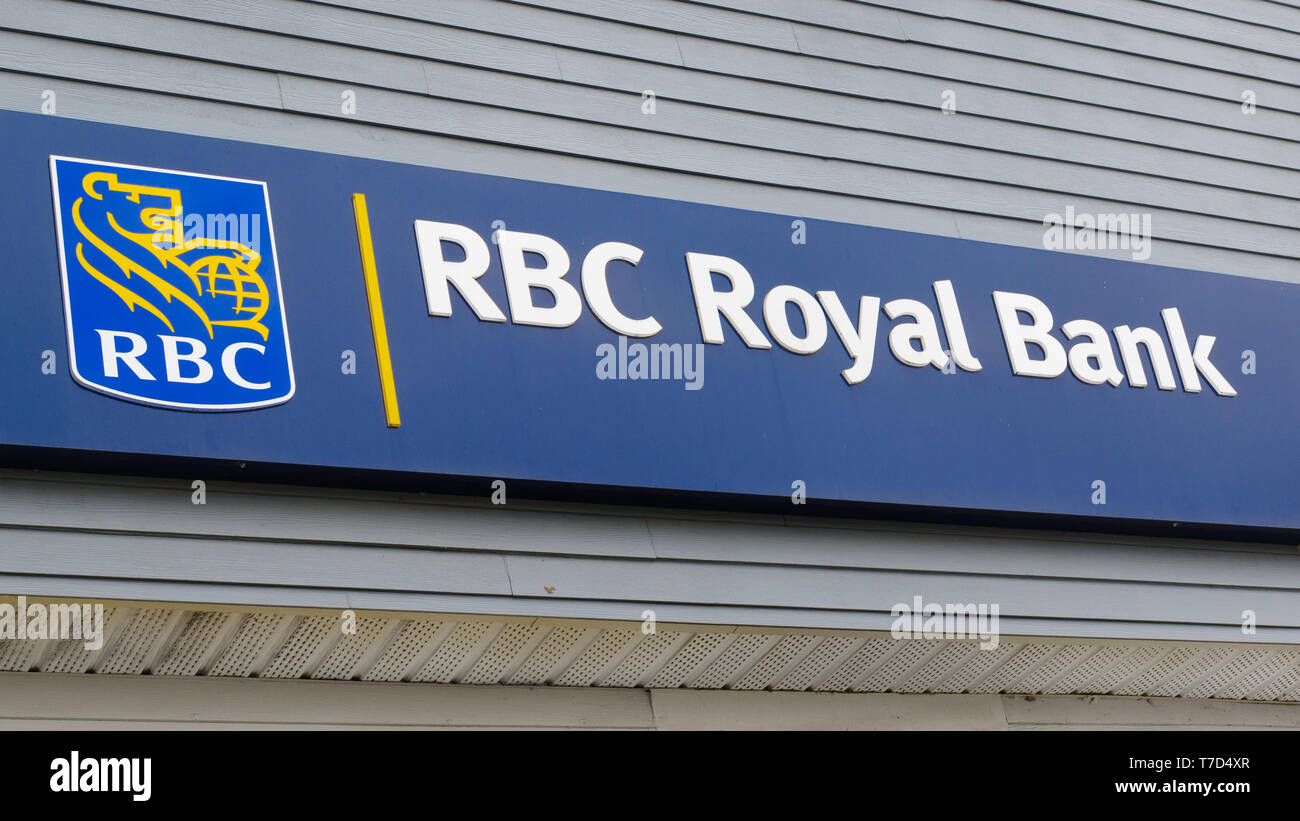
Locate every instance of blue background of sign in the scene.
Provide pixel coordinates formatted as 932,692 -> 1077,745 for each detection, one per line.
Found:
1,111 -> 1296,529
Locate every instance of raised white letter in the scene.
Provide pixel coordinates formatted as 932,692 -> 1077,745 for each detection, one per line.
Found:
1162,307 -> 1236,396
221,342 -> 270,390
932,280 -> 981,371
414,220 -> 506,322
1113,325 -> 1176,390
684,253 -> 771,348
95,330 -> 154,380
817,292 -> 879,385
581,242 -> 660,337
498,230 -> 582,328
159,335 -> 213,384
883,298 -> 948,369
1062,319 -> 1123,386
993,291 -> 1066,378
763,285 -> 827,355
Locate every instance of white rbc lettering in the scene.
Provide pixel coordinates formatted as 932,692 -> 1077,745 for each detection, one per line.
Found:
95,332 -> 269,389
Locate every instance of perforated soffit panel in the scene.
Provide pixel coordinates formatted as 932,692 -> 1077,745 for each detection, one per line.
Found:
1,602 -> 1298,702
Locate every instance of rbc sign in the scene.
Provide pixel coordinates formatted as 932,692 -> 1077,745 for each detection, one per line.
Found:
50,156 -> 294,410
3,109 -> 1291,531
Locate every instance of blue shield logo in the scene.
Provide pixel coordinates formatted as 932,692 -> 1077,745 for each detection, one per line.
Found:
50,156 -> 294,410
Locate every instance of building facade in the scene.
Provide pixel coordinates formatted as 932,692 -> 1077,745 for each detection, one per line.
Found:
0,0 -> 1298,730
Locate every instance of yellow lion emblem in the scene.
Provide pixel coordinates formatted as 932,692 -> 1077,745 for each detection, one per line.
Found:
70,171 -> 270,341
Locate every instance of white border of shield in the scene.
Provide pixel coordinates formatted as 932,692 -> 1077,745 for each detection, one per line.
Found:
49,155 -> 296,411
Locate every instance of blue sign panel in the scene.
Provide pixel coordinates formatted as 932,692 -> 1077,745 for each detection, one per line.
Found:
50,157 -> 293,410
0,110 -> 1296,530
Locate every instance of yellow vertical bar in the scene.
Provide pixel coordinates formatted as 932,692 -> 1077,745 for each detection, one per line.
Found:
351,193 -> 401,428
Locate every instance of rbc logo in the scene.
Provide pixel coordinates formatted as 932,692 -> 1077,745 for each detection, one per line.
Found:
50,157 -> 294,410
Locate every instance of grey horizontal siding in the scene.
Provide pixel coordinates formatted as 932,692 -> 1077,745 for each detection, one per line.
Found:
0,473 -> 661,559
267,73 -> 1299,249
61,0 -> 1300,163
10,68 -> 1298,281
1145,0 -> 1300,36
32,0 -> 1297,171
0,28 -> 285,106
11,9 -> 1299,196
1013,0 -> 1300,54
545,0 -> 1300,95
1,471 -> 1299,644
304,62 -> 1299,231
0,471 -> 1293,589
0,527 -> 513,596
12,570 -> 1300,643
859,0 -> 1300,84
501,553 -> 1300,627
498,0 -> 1300,121
68,0 -> 1300,145
671,35 -> 1300,162
0,68 -> 992,252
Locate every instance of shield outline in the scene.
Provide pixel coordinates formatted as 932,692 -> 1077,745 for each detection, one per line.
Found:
49,155 -> 296,411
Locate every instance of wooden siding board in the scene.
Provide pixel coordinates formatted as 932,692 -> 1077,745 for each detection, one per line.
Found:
23,1 -> 1297,157
1,70 -> 1296,282
0,473 -> 1297,591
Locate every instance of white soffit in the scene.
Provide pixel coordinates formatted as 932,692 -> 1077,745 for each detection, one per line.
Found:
1,600 -> 1297,703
